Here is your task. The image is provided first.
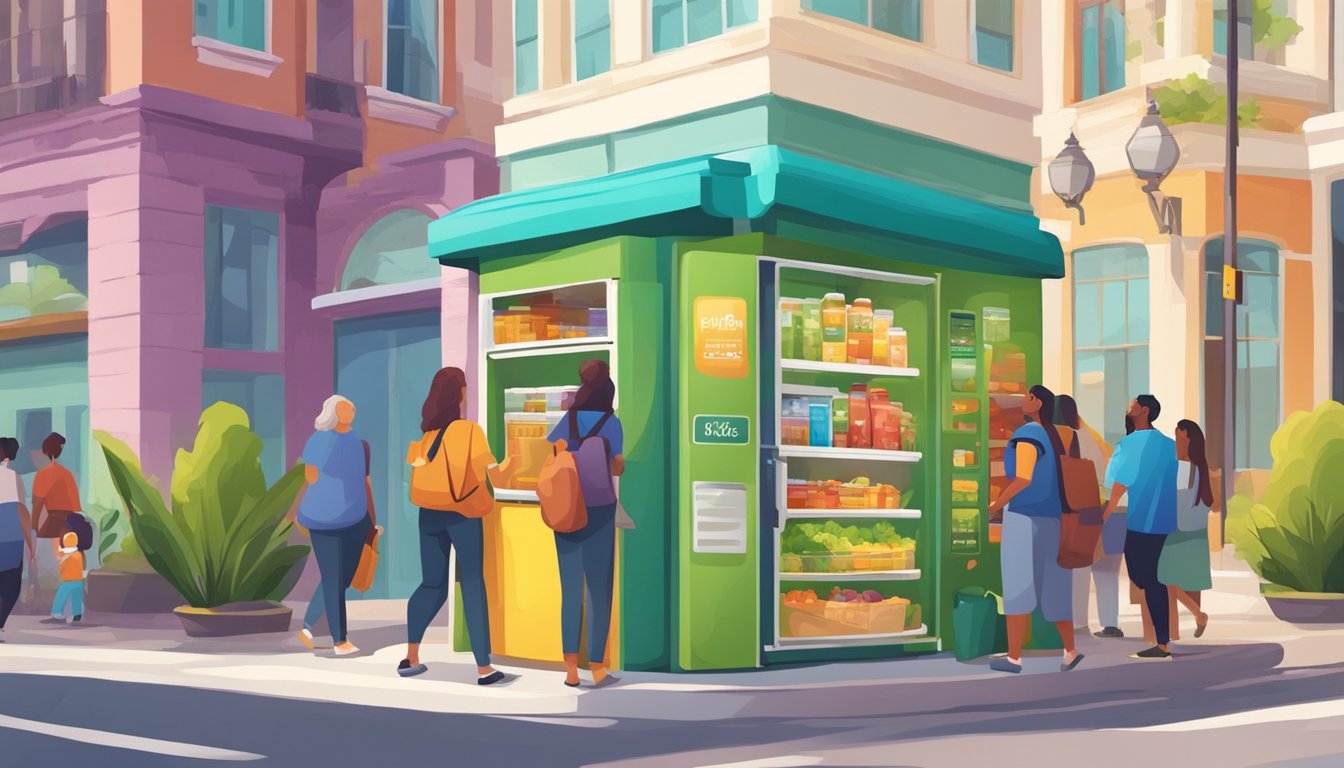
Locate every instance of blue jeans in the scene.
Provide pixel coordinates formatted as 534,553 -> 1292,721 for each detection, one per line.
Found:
555,504 -> 616,661
309,518 -> 370,644
406,509 -> 491,667
52,580 -> 85,618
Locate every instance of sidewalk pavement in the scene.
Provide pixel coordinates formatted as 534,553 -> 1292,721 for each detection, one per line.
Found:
1,551 -> 1340,722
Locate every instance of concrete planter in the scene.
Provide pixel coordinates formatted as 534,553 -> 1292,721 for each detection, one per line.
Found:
173,601 -> 294,637
1262,585 -> 1344,624
86,570 -> 182,614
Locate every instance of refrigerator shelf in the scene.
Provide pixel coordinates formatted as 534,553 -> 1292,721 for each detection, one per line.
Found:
778,445 -> 922,463
487,336 -> 614,359
782,359 -> 920,378
768,626 -> 931,651
784,509 -> 921,520
780,569 -> 922,581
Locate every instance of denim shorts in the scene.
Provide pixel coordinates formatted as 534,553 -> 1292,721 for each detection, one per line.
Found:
1000,511 -> 1073,622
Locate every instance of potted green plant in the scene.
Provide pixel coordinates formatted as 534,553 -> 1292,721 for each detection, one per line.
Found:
96,403 -> 311,637
1229,401 -> 1344,624
85,507 -> 183,614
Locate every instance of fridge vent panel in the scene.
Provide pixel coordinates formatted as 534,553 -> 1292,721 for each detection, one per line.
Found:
693,482 -> 747,554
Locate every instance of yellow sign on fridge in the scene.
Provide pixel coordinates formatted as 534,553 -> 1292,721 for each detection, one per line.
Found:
694,296 -> 749,378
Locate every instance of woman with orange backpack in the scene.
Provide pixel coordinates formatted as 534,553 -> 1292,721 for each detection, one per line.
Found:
547,360 -> 624,688
399,367 -> 512,685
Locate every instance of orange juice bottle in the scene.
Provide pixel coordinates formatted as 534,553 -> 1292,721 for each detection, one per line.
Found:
821,293 -> 847,363
847,298 -> 873,364
872,309 -> 893,366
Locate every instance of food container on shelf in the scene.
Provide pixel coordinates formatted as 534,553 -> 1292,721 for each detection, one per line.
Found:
872,309 -> 894,366
780,553 -> 804,572
983,306 -> 1011,343
824,598 -> 909,635
779,297 -> 803,359
888,327 -> 909,368
781,395 -> 811,446
801,298 -> 823,361
821,292 -> 847,362
836,484 -> 871,508
809,403 -> 832,448
786,480 -> 809,509
847,298 -> 874,364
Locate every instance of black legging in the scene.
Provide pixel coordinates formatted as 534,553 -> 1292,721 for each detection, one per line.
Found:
0,567 -> 21,629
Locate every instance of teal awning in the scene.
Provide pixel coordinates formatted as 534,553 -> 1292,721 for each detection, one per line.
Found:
429,145 -> 1064,278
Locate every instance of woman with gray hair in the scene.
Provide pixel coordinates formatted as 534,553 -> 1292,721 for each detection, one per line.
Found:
295,395 -> 371,656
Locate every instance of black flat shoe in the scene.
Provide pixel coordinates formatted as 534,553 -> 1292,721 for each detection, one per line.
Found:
397,659 -> 428,678
564,679 -> 581,688
1130,646 -> 1173,660
478,671 -> 507,686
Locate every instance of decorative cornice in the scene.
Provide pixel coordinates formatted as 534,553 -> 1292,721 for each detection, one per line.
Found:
365,86 -> 457,132
191,36 -> 284,78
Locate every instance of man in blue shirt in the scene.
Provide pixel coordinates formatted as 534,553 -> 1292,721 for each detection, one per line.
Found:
1103,394 -> 1178,660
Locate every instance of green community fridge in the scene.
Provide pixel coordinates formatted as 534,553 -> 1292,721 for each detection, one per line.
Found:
427,145 -> 1064,672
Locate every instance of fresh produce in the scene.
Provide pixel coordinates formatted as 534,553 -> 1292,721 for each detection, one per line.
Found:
781,521 -> 917,572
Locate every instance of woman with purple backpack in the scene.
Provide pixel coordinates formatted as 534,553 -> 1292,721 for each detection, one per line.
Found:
548,360 -> 624,688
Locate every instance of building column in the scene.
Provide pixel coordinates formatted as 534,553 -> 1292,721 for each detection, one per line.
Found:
282,185 -> 329,467
87,174 -> 206,489
441,268 -> 480,420
539,0 -> 570,89
1164,0 -> 1201,59
1146,238 -> 1193,425
1038,218 -> 1073,394
611,0 -> 644,67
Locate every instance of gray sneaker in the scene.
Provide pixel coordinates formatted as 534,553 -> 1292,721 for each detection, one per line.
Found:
1094,626 -> 1124,639
990,657 -> 1023,674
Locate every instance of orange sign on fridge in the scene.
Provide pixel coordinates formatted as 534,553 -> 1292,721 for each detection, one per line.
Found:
694,296 -> 749,378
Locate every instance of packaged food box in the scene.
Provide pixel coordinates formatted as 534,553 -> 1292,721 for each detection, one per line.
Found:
823,597 -> 909,634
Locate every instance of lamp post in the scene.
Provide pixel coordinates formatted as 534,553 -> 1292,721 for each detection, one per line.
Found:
1049,132 -> 1096,225
1126,100 -> 1183,235
1220,2 -> 1241,546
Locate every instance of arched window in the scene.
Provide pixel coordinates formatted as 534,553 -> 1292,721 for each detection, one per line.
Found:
339,211 -> 438,291
1203,239 -> 1280,471
1072,244 -> 1149,444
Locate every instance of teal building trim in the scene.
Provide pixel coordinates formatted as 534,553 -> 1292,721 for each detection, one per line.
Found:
429,145 -> 1063,278
502,97 -> 1035,214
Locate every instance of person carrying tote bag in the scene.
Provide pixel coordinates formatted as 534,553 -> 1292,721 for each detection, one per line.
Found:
399,367 -> 511,686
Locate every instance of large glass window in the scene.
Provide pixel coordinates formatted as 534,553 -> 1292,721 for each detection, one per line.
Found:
515,0 -> 540,94
193,0 -> 267,52
1073,245 -> 1150,445
340,211 -> 439,291
204,206 -> 279,352
1212,0 -> 1253,59
0,221 -> 89,324
972,0 -> 1015,72
386,0 -> 440,102
652,0 -> 758,55
1078,0 -> 1125,100
573,0 -> 612,81
804,1 -> 923,41
1203,239 -> 1280,471
202,371 -> 285,484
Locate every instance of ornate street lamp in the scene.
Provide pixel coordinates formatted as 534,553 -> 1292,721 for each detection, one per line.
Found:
1049,132 -> 1096,225
1126,100 -> 1183,235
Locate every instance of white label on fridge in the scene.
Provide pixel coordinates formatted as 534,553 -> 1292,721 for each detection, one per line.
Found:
693,481 -> 748,554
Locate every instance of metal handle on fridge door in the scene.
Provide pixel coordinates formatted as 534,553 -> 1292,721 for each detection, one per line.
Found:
762,445 -> 782,529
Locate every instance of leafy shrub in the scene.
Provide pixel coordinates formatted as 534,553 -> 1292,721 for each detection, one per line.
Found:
1229,401 -> 1344,593
95,403 -> 309,608
1153,74 -> 1262,128
0,265 -> 88,319
84,502 -> 129,566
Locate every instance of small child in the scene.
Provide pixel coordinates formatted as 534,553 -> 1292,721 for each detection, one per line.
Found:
42,524 -> 85,625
